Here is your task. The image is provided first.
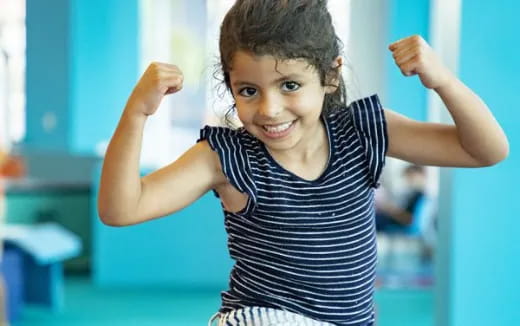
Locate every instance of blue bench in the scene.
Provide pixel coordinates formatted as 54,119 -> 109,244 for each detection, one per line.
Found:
1,222 -> 81,321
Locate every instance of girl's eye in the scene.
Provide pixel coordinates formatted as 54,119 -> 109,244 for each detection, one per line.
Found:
238,87 -> 257,97
282,81 -> 301,92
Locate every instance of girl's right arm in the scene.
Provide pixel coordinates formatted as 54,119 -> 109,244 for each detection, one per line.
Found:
98,62 -> 224,226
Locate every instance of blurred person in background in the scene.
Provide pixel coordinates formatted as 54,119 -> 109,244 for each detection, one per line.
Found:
375,165 -> 427,231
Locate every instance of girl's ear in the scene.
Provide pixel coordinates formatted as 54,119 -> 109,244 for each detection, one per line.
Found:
325,56 -> 343,94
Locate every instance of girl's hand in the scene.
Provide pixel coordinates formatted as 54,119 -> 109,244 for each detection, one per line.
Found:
389,35 -> 453,90
126,62 -> 184,116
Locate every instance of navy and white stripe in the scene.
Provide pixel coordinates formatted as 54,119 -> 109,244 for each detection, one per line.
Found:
199,95 -> 387,326
209,306 -> 337,325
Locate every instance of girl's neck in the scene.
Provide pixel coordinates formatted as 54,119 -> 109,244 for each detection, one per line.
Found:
266,119 -> 330,180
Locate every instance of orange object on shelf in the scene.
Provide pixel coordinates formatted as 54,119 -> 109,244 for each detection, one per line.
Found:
0,155 -> 26,178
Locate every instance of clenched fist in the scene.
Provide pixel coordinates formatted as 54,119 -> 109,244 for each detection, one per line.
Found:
126,62 -> 184,116
389,35 -> 454,90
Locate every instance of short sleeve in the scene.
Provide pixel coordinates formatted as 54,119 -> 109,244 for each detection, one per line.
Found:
198,126 -> 257,201
349,94 -> 388,188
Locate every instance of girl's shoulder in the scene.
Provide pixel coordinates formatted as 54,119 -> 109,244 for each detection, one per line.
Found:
325,94 -> 388,188
198,125 -> 257,201
324,94 -> 384,131
347,94 -> 382,112
199,124 -> 243,138
199,125 -> 258,149
326,94 -> 382,118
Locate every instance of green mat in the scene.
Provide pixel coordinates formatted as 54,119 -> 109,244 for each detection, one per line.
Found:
14,277 -> 433,326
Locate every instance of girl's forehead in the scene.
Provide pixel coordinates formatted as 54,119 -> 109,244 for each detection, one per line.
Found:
229,50 -> 316,77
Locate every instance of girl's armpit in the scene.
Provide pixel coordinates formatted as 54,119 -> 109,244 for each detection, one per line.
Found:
215,182 -> 249,213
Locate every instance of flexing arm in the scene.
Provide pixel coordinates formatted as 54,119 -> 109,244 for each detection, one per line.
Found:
97,106 -> 146,225
386,35 -> 509,167
98,63 -> 223,226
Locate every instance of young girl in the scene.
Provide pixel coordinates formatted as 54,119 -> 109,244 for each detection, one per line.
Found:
98,1 -> 509,325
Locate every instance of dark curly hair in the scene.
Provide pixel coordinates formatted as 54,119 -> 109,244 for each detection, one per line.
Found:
218,0 -> 347,122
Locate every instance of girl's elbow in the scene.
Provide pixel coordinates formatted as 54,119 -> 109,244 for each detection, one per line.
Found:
479,143 -> 509,167
97,202 -> 131,227
98,210 -> 121,227
498,142 -> 510,163
99,214 -> 127,227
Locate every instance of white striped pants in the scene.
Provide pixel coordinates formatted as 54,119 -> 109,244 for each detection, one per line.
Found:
208,307 -> 337,326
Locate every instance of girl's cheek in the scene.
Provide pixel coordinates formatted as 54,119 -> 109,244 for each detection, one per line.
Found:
235,107 -> 251,122
291,97 -> 314,111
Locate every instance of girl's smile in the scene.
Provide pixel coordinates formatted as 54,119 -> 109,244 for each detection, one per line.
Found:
261,120 -> 296,139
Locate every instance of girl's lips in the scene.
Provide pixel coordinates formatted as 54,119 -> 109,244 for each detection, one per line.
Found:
260,120 -> 296,139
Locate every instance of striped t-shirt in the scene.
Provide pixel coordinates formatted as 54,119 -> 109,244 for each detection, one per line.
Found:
199,94 -> 388,326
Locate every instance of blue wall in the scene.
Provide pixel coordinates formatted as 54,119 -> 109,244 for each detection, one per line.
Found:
25,0 -> 139,154
450,1 -> 520,325
91,165 -> 233,288
70,0 -> 139,154
386,0 -> 430,121
25,0 -> 71,151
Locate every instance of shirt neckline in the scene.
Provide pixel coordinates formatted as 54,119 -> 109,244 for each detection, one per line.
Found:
260,114 -> 335,184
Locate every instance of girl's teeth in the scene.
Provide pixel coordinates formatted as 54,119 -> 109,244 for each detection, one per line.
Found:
263,121 -> 293,133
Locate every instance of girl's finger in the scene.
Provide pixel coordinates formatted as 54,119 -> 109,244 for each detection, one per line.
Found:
165,85 -> 182,95
149,62 -> 182,76
389,35 -> 425,52
399,56 -> 420,76
161,75 -> 184,94
388,37 -> 409,51
157,70 -> 184,83
390,38 -> 421,55
164,63 -> 182,74
394,47 -> 421,66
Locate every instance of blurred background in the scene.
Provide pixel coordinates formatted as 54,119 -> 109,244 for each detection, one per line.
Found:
0,0 -> 518,325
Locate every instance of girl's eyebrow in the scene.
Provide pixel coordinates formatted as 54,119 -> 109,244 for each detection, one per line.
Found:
232,73 -> 304,88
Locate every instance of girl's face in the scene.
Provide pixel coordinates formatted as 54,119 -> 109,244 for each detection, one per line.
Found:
228,50 -> 337,153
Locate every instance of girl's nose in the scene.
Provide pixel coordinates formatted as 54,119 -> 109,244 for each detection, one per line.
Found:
258,96 -> 282,118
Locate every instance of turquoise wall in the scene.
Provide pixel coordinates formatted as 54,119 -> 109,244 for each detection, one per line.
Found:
91,165 -> 233,288
451,1 -> 520,325
70,0 -> 139,154
25,0 -> 71,150
386,0 -> 430,121
25,0 -> 139,154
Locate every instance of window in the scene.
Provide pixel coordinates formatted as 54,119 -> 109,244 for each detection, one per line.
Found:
0,0 -> 25,149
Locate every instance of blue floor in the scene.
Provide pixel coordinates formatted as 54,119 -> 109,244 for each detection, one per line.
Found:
12,276 -> 433,326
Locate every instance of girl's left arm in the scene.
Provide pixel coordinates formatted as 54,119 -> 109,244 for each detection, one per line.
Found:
385,35 -> 509,167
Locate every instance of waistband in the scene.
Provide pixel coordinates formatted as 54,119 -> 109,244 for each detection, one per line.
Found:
208,306 -> 337,326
